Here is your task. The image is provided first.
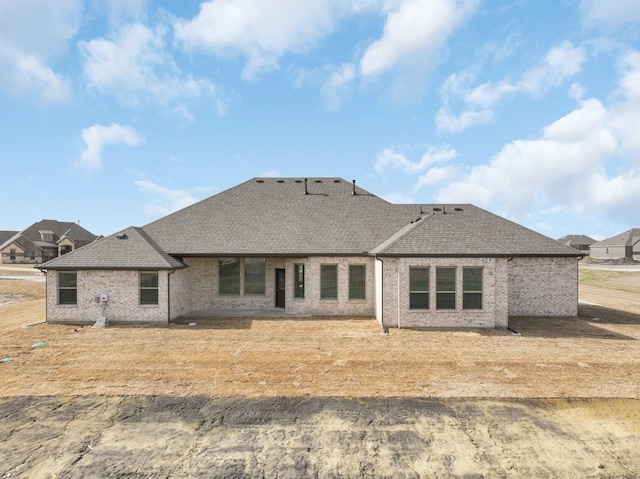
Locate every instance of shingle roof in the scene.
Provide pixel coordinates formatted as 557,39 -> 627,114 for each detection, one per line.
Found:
0,231 -> 19,247
557,234 -> 596,247
142,178 -> 416,256
0,220 -> 97,251
591,228 -> 640,247
38,177 -> 581,269
40,227 -> 187,270
372,205 -> 581,256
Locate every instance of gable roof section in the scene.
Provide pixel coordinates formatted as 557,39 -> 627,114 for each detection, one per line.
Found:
557,234 -> 596,247
591,228 -> 640,248
372,205 -> 582,257
0,231 -> 19,249
40,227 -> 187,270
142,178 -> 416,256
0,220 -> 97,249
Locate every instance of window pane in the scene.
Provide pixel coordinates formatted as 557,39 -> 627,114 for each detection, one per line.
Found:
320,265 -> 338,300
410,268 -> 429,292
436,292 -> 456,310
294,264 -> 305,298
59,288 -> 77,305
140,288 -> 159,305
140,272 -> 158,288
436,268 -> 455,291
59,272 -> 77,288
349,265 -> 366,300
410,292 -> 429,310
463,292 -> 482,309
244,258 -> 265,295
219,258 -> 240,295
463,268 -> 482,292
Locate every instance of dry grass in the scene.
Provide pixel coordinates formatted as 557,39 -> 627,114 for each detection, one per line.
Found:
1,272 -> 640,399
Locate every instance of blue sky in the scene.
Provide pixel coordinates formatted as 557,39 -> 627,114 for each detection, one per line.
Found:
1,0 -> 640,240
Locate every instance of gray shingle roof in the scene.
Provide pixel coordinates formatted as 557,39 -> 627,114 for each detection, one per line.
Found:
142,178 -> 416,256
372,205 -> 581,256
39,177 -> 581,269
557,234 -> 596,248
591,228 -> 640,247
40,227 -> 186,270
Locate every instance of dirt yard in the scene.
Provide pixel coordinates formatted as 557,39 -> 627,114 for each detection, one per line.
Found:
1,265 -> 639,477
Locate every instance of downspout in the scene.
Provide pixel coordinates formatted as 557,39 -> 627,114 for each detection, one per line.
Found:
375,256 -> 387,333
167,269 -> 175,324
397,262 -> 401,329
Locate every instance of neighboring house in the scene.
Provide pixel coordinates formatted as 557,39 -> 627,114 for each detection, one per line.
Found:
0,220 -> 97,264
589,229 -> 640,262
557,234 -> 596,253
39,178 -> 582,329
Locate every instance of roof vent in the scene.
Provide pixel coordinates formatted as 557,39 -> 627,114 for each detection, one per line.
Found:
116,233 -> 128,240
295,179 -> 303,183
454,207 -> 463,211
432,207 -> 441,212
333,179 -> 341,183
277,179 -> 285,183
314,179 -> 323,183
256,179 -> 264,183
352,179 -> 357,195
304,178 -> 309,195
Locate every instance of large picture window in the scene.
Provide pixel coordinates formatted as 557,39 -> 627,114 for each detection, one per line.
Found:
244,258 -> 266,295
436,267 -> 456,310
219,258 -> 241,295
463,267 -> 483,310
409,267 -> 429,309
349,264 -> 366,300
294,264 -> 305,298
140,271 -> 159,305
58,271 -> 77,305
320,264 -> 338,300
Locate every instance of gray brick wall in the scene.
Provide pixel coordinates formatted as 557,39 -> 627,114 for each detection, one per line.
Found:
508,257 -> 578,316
169,256 -> 376,317
380,257 -> 509,329
46,270 -> 169,324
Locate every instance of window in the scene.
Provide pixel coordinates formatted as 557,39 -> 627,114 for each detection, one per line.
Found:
436,267 -> 456,310
294,264 -> 305,298
58,271 -> 77,305
320,264 -> 338,300
463,267 -> 483,310
349,265 -> 366,300
409,267 -> 429,309
219,258 -> 240,295
244,258 -> 266,295
9,249 -> 15,261
140,271 -> 159,305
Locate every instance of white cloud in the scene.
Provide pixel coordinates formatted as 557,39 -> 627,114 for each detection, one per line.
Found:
174,0 -> 347,81
466,42 -> 586,108
321,63 -> 356,110
375,146 -> 458,175
415,166 -> 460,188
435,96 -> 640,222
360,0 -> 479,77
0,0 -> 81,104
134,180 -> 199,216
80,123 -> 143,169
581,0 -> 640,28
80,23 -> 222,113
435,108 -> 493,133
437,41 -> 587,132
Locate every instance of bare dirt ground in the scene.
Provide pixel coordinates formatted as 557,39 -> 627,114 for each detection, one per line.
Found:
1,266 -> 639,478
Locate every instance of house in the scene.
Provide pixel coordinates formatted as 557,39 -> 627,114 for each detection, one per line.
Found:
557,234 -> 596,253
39,178 -> 582,329
589,228 -> 640,262
0,220 -> 97,264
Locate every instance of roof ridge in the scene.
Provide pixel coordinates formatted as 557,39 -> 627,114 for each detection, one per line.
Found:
370,214 -> 430,255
